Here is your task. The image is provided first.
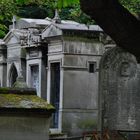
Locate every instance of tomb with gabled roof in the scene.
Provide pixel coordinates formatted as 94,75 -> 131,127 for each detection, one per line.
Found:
0,13 -> 115,137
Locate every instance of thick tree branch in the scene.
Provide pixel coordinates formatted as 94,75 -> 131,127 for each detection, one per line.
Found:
80,0 -> 140,60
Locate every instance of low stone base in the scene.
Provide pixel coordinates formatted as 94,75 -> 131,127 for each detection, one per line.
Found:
0,116 -> 50,140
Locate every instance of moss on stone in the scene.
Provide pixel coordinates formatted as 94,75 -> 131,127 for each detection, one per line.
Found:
77,119 -> 97,129
0,87 -> 10,94
0,93 -> 55,110
0,87 -> 54,111
13,75 -> 28,88
0,87 -> 36,95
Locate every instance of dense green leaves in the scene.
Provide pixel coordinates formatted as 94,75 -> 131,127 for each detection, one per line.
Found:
120,0 -> 140,14
56,0 -> 79,8
18,5 -> 54,19
59,6 -> 95,24
15,0 -> 47,5
0,0 -> 17,38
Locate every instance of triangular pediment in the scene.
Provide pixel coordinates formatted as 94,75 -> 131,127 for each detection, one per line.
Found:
4,31 -> 19,45
4,29 -> 27,46
42,24 -> 62,39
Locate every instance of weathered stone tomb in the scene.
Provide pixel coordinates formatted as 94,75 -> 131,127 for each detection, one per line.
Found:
0,88 -> 54,140
99,47 -> 140,132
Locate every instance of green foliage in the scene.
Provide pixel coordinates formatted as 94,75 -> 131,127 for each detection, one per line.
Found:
120,0 -> 140,14
59,5 -> 95,24
0,0 -> 17,38
0,30 -> 6,38
18,5 -> 54,19
15,0 -> 47,5
56,0 -> 79,8
0,24 -> 7,38
0,0 -> 17,23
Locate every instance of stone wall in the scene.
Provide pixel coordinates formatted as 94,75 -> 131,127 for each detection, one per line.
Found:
0,116 -> 50,140
61,39 -> 104,135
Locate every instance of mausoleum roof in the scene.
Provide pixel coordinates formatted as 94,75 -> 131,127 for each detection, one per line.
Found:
6,17 -> 104,46
14,17 -> 103,32
3,29 -> 28,44
21,18 -> 51,26
60,20 -> 80,25
55,23 -> 103,31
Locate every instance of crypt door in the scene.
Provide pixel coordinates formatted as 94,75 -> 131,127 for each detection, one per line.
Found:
50,62 -> 60,128
31,65 -> 39,95
9,64 -> 18,87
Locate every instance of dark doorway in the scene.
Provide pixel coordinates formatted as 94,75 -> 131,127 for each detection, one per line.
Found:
31,65 -> 39,95
50,62 -> 60,128
9,64 -> 18,87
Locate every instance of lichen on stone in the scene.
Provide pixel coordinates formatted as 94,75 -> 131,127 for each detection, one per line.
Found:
12,75 -> 28,88
0,88 -> 54,110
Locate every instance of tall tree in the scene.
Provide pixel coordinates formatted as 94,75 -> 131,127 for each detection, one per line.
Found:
79,0 -> 140,60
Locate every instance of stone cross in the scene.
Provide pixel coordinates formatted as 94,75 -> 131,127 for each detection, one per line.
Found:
12,16 -> 16,29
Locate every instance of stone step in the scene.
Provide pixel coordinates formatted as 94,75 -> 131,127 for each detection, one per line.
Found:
49,133 -> 82,140
49,133 -> 67,140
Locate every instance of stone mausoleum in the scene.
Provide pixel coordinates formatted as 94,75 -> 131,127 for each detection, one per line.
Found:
0,13 -> 140,138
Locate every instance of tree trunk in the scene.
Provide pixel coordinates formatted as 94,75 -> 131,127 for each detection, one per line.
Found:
80,0 -> 140,60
